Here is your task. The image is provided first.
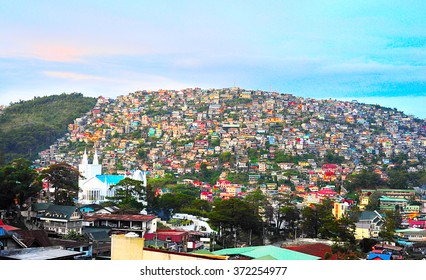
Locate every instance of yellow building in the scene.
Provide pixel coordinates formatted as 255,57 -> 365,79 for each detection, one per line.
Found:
332,202 -> 349,219
111,232 -> 145,260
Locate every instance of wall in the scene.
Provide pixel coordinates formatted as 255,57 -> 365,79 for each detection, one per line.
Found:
111,234 -> 144,260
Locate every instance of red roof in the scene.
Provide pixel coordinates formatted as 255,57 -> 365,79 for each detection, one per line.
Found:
217,179 -> 231,184
317,189 -> 337,197
0,220 -> 20,231
322,164 -> 338,170
285,243 -> 337,260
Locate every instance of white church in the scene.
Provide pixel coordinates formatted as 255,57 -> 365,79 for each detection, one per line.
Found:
78,149 -> 147,205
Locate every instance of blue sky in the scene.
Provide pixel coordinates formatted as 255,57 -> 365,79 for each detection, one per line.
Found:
0,1 -> 425,118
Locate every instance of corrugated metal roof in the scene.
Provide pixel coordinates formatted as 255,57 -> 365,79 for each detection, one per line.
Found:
95,175 -> 125,185
212,245 -> 320,260
40,205 -> 79,221
0,247 -> 84,260
87,213 -> 156,222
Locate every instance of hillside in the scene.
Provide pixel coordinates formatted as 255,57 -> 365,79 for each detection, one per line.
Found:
0,93 -> 97,162
38,88 -> 426,190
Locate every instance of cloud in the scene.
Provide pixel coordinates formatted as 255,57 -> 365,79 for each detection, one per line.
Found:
30,44 -> 87,63
42,71 -> 106,81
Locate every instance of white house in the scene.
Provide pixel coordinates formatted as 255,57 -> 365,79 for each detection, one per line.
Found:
78,149 -> 147,205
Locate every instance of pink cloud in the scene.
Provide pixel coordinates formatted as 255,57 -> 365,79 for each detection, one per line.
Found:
31,44 -> 87,62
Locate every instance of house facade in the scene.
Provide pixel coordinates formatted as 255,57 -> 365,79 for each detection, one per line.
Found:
39,205 -> 84,235
354,211 -> 384,240
84,213 -> 158,236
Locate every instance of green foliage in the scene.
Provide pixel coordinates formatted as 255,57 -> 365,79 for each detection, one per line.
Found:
365,191 -> 383,211
209,198 -> 261,233
37,162 -> 80,205
210,138 -> 220,147
218,151 -> 235,165
300,199 -> 355,242
107,177 -> 146,212
199,163 -> 220,185
180,199 -> 212,217
209,198 -> 263,247
0,158 -> 39,209
226,172 -> 248,184
387,169 -> 426,189
63,230 -> 86,241
0,93 -> 97,161
243,188 -> 267,216
379,210 -> 402,242
323,150 -> 345,164
345,169 -> 385,192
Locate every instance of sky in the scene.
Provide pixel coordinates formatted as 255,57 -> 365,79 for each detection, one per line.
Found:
0,0 -> 425,118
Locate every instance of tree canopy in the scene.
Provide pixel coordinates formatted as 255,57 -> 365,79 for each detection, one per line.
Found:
209,198 -> 262,247
107,177 -> 146,213
0,158 -> 39,210
37,162 -> 80,205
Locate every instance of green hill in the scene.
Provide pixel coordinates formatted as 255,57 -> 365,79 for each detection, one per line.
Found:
0,93 -> 97,163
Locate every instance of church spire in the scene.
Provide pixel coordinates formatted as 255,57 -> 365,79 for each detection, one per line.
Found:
93,149 -> 99,165
81,148 -> 88,165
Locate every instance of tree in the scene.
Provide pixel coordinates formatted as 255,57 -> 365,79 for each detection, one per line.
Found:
345,169 -> 385,192
209,198 -> 262,247
365,191 -> 383,211
38,162 -> 80,205
243,188 -> 267,216
181,199 -> 212,217
63,230 -> 86,241
145,176 -> 176,214
300,199 -> 355,242
219,152 -> 235,165
379,210 -> 402,242
324,150 -> 345,164
199,163 -> 220,185
0,158 -> 39,210
108,177 -> 146,213
280,205 -> 300,238
387,169 -> 410,189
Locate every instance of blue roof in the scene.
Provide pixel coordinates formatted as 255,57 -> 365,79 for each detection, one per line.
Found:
0,228 -> 10,236
96,175 -> 125,185
367,253 -> 392,260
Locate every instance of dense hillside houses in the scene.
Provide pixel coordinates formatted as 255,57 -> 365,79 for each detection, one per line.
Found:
5,87 -> 422,260
35,88 -> 425,187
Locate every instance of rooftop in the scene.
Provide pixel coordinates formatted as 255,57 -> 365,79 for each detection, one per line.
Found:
212,245 -> 320,260
85,213 -> 156,222
0,246 -> 84,260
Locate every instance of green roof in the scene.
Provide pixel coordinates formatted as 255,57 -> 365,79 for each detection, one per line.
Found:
359,211 -> 382,221
396,228 -> 426,236
379,196 -> 408,202
32,202 -> 53,211
212,245 -> 320,260
41,205 -> 79,220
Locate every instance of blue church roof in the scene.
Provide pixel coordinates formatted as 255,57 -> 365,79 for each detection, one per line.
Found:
96,175 -> 125,185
